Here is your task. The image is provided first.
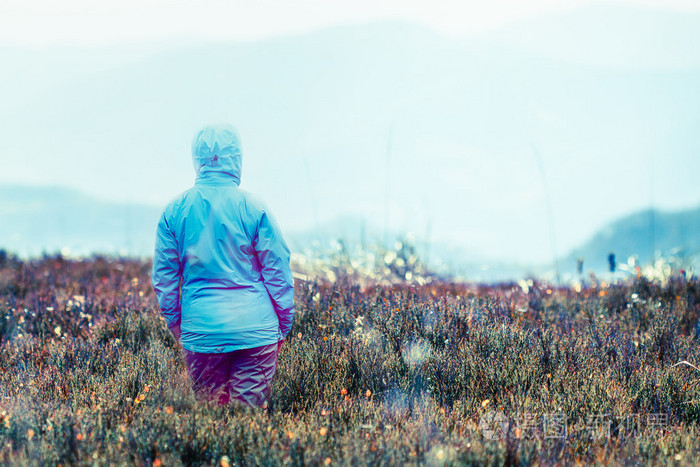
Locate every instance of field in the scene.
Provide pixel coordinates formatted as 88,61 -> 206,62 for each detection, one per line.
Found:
0,255 -> 699,466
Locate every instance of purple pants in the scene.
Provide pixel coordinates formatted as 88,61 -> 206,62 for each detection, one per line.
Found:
183,341 -> 281,407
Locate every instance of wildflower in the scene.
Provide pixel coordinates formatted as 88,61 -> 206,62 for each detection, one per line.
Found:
27,429 -> 34,440
482,399 -> 490,408
366,390 -> 372,398
76,433 -> 84,441
165,406 -> 174,414
138,394 -> 146,401
153,459 -> 162,467
297,332 -> 302,339
287,431 -> 295,440
340,388 -> 347,396
319,427 -> 327,436
324,458 -> 332,465
220,456 -> 231,467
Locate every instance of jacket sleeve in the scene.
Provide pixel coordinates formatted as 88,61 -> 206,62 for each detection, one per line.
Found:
152,212 -> 182,330
253,210 -> 295,338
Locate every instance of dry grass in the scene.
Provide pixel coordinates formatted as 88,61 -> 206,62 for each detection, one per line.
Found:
0,255 -> 699,465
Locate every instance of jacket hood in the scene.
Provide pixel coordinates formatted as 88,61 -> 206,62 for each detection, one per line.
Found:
192,123 -> 242,184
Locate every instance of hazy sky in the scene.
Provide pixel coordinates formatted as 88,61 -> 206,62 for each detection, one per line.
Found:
2,0 -> 700,46
1,0 -> 699,266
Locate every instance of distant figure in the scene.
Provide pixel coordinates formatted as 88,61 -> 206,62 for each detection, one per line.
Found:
608,252 -> 616,273
152,124 -> 295,408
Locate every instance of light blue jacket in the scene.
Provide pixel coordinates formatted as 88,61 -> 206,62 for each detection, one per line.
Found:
152,124 -> 294,353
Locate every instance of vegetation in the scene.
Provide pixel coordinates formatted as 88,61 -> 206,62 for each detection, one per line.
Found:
0,254 -> 698,465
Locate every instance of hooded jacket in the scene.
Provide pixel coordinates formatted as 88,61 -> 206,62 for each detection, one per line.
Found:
152,124 -> 294,353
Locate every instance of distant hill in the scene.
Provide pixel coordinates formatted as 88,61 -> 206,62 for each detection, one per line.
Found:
287,204 -> 700,280
1,185 -> 698,281
0,185 -> 161,258
565,206 -> 700,274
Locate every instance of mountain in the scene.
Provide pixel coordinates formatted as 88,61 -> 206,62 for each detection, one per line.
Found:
1,185 -> 698,281
287,205 -> 700,281
0,185 -> 161,258
565,206 -> 700,274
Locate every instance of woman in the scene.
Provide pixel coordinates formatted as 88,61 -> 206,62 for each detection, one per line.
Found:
152,123 -> 295,407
